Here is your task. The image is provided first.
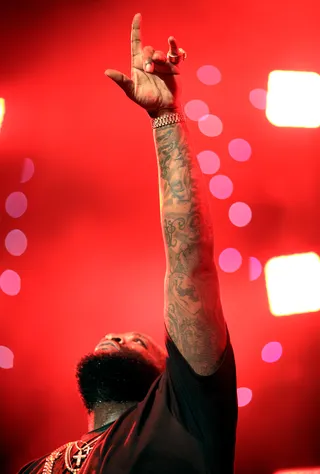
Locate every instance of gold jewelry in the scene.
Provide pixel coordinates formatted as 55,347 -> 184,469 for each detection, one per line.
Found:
167,48 -> 187,65
42,434 -> 102,474
151,111 -> 186,129
43,444 -> 67,474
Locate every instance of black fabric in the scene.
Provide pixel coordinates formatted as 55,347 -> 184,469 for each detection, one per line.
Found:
18,328 -> 238,473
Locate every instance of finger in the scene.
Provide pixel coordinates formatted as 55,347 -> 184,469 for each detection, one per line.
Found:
105,69 -> 134,97
131,13 -> 143,63
168,36 -> 179,56
152,50 -> 167,64
142,45 -> 155,73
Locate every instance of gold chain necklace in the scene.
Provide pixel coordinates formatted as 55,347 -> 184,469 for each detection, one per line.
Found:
42,434 -> 102,474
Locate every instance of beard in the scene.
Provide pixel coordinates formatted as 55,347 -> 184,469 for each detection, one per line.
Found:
76,347 -> 163,412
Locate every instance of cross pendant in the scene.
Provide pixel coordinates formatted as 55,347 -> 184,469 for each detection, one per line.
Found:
73,445 -> 93,467
73,449 -> 87,467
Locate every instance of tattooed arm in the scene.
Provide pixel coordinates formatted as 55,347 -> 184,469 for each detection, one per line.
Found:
105,15 -> 227,375
155,117 -> 227,376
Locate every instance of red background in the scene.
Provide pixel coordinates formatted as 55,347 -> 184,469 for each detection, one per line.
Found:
0,0 -> 319,472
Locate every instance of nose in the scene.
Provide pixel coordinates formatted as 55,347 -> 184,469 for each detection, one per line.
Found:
112,336 -> 124,344
105,335 -> 124,345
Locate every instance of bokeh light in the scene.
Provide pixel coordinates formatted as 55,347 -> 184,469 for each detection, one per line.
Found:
0,269 -> 21,296
209,175 -> 233,199
218,248 -> 242,273
197,150 -> 220,174
21,158 -> 35,183
229,202 -> 252,227
237,387 -> 253,407
261,341 -> 283,363
265,252 -> 320,316
0,98 -> 5,129
197,65 -> 222,85
198,114 -> 223,137
0,346 -> 14,369
5,229 -> 28,256
249,88 -> 267,110
249,257 -> 263,281
5,192 -> 28,218
184,100 -> 210,121
228,138 -> 252,162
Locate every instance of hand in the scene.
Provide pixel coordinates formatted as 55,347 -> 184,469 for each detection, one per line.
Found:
105,13 -> 183,116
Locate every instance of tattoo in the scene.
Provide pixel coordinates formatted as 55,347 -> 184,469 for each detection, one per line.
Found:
155,122 -> 226,375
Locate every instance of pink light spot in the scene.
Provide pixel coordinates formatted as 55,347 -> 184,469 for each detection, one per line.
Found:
21,158 -> 35,183
0,346 -> 14,369
197,65 -> 222,85
209,175 -> 233,199
0,270 -> 21,296
5,229 -> 28,256
228,138 -> 252,162
261,342 -> 283,363
229,202 -> 252,227
249,257 -> 262,281
5,192 -> 28,218
219,248 -> 242,273
198,114 -> 223,137
237,387 -> 252,407
249,88 -> 267,110
184,100 -> 209,121
197,150 -> 220,174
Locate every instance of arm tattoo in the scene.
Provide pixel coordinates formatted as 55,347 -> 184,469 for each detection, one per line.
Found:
155,122 -> 226,375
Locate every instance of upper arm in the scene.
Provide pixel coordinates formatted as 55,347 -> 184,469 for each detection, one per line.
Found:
164,265 -> 227,376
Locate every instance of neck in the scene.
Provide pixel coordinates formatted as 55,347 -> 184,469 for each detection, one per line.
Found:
88,401 -> 137,431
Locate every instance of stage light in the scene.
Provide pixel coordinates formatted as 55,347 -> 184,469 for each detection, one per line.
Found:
274,468 -> 320,474
0,98 -> 5,129
266,70 -> 320,128
265,252 -> 320,316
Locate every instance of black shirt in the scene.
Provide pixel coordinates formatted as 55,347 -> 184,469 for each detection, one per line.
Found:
19,328 -> 238,473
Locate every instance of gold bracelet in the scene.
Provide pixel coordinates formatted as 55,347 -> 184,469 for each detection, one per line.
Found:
151,112 -> 186,129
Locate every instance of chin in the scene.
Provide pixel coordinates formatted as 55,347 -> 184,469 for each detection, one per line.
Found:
76,350 -> 162,411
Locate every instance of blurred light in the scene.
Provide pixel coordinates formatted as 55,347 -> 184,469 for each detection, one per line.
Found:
237,387 -> 252,407
21,158 -> 35,183
197,150 -> 220,174
229,202 -> 252,227
0,346 -> 14,369
184,100 -> 209,121
197,65 -> 221,85
261,341 -> 283,363
0,269 -> 21,296
249,256 -> 262,281
219,248 -> 242,273
198,114 -> 223,137
209,175 -> 233,199
5,229 -> 28,256
0,98 -> 5,129
228,138 -> 252,162
266,70 -> 320,128
265,252 -> 320,316
5,192 -> 28,218
274,469 -> 320,474
249,88 -> 267,110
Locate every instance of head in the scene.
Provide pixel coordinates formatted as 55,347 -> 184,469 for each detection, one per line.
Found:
76,332 -> 167,413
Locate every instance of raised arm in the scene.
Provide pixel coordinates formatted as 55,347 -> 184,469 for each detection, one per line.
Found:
106,14 -> 227,376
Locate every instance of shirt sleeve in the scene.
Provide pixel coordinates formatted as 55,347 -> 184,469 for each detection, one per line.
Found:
162,325 -> 238,463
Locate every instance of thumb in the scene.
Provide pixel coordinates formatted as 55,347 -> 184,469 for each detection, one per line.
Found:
105,69 -> 134,97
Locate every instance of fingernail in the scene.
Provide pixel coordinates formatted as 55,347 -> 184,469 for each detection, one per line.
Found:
146,63 -> 153,73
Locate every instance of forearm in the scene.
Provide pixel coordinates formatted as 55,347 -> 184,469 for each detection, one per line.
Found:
154,118 -> 214,276
154,116 -> 227,373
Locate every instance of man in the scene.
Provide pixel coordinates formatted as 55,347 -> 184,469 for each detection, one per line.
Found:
19,13 -> 238,474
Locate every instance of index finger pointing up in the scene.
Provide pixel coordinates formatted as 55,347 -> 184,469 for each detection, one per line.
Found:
131,13 -> 143,60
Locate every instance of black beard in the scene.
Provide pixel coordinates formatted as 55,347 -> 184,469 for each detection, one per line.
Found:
76,347 -> 162,412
